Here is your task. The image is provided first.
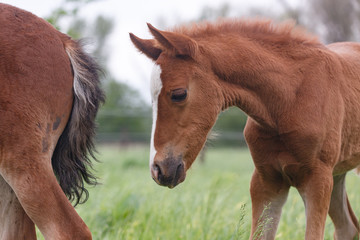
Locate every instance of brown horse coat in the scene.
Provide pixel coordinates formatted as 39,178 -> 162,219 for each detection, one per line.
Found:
0,4 -> 104,239
131,19 -> 360,239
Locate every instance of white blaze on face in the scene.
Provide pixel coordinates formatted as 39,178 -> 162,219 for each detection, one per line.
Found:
149,64 -> 163,167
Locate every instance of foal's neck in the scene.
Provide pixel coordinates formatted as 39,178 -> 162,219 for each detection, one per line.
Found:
205,36 -> 320,130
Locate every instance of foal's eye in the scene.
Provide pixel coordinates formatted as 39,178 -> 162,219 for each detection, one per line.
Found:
170,88 -> 187,102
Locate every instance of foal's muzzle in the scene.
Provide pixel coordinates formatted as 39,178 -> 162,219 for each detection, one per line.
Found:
151,157 -> 186,188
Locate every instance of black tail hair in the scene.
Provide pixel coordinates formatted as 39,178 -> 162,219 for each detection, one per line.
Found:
52,39 -> 105,206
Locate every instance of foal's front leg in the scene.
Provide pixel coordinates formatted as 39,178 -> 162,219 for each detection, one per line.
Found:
0,175 -> 36,240
297,166 -> 333,240
250,170 -> 290,240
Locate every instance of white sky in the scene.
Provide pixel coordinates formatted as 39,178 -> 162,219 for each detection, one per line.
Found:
1,0 -> 287,103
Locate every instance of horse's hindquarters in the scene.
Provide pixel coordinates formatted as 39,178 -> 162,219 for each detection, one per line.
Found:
0,3 -> 97,239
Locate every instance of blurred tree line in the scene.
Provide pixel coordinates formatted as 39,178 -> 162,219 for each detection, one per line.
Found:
46,0 -> 360,147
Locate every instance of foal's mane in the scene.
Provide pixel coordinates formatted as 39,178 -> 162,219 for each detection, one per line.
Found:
172,19 -> 320,46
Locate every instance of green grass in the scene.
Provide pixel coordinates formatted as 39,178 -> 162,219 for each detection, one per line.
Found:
36,146 -> 360,239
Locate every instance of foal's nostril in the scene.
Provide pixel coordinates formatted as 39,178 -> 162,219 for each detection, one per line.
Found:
154,164 -> 162,178
173,162 -> 184,185
151,163 -> 162,182
175,162 -> 183,176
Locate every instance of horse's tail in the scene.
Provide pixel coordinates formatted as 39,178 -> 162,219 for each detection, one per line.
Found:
52,38 -> 105,206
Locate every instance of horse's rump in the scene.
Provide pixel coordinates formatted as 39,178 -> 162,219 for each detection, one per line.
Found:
0,4 -> 104,238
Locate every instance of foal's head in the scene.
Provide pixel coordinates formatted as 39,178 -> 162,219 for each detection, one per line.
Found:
130,24 -> 223,188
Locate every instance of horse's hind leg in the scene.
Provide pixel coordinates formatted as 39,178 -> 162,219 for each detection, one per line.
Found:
0,117 -> 91,240
0,174 -> 36,240
0,150 -> 92,240
328,173 -> 359,240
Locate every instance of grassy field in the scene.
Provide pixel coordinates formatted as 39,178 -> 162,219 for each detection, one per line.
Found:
37,145 -> 360,239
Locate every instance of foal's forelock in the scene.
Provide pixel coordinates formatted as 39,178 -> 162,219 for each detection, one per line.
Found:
149,64 -> 163,166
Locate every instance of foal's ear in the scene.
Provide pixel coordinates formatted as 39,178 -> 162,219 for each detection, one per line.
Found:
129,33 -> 162,61
147,23 -> 198,59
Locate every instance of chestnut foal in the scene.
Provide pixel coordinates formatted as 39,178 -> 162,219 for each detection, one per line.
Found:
131,20 -> 360,239
0,4 -> 104,239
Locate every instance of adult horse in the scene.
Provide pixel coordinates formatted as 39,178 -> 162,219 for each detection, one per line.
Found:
130,19 -> 360,239
0,4 -> 104,239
